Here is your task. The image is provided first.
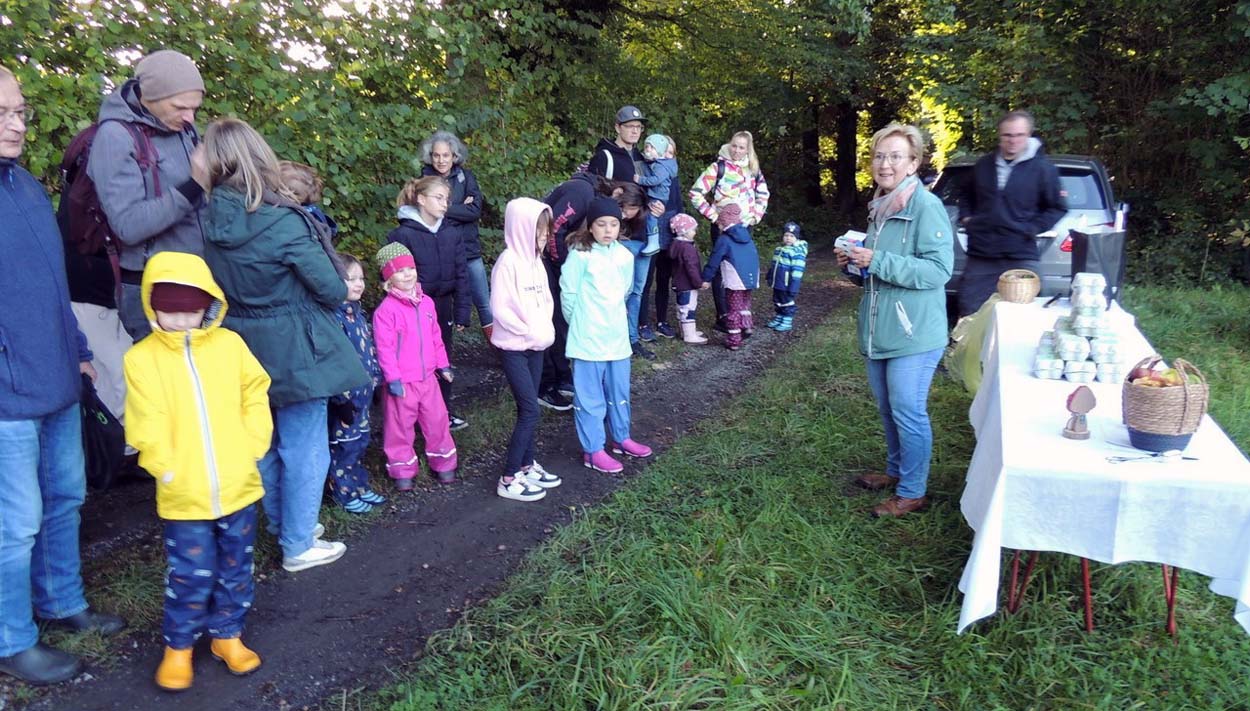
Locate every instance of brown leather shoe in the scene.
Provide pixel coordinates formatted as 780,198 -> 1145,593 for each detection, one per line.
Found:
872,495 -> 927,518
854,473 -> 900,491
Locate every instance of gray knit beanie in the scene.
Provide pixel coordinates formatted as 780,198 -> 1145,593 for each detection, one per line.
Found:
135,50 -> 205,101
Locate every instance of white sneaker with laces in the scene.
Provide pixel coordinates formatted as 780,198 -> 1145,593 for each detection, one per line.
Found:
283,539 -> 346,572
497,475 -> 546,502
524,461 -> 562,489
312,523 -> 325,539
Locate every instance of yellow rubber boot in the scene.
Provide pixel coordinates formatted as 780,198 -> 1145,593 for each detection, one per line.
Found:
210,637 -> 261,675
155,646 -> 193,692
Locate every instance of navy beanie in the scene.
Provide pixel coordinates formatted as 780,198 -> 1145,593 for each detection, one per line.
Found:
586,196 -> 622,225
784,221 -> 802,240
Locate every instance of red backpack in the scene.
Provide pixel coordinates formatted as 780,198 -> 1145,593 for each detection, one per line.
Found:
57,120 -> 162,282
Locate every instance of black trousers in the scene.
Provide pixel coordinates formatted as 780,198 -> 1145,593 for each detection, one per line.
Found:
540,258 -> 572,394
431,293 -> 456,413
640,250 -> 675,327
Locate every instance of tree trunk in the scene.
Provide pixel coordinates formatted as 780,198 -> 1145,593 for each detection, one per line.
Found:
834,101 -> 858,218
800,102 -> 824,206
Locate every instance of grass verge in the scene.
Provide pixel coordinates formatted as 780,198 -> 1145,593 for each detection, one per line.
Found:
371,285 -> 1250,710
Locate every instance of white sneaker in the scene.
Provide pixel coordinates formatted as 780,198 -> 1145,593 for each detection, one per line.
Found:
497,475 -> 546,502
312,523 -> 325,539
282,539 -> 346,572
524,461 -> 562,489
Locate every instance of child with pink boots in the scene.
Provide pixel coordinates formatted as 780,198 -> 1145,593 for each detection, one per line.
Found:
667,213 -> 707,344
372,243 -> 459,489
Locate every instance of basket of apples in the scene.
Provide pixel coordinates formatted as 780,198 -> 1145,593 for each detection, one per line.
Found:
1122,355 -> 1208,452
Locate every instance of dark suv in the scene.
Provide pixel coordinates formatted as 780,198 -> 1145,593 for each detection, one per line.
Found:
931,155 -> 1119,298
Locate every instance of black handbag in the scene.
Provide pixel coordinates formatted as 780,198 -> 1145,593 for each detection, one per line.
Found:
1070,227 -> 1127,306
80,374 -> 125,490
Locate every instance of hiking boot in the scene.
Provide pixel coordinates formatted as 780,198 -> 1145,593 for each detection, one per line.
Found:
855,473 -> 899,491
583,450 -> 624,474
631,341 -> 657,361
282,539 -> 347,572
154,646 -> 192,692
655,322 -> 677,339
538,391 -> 573,411
639,324 -> 657,342
610,438 -> 653,458
557,382 -> 575,398
435,469 -> 457,484
43,608 -> 126,636
713,318 -> 730,334
448,414 -> 469,431
872,495 -> 928,518
679,320 -> 707,344
524,461 -> 562,488
498,475 -> 547,502
210,637 -> 261,676
0,644 -> 82,686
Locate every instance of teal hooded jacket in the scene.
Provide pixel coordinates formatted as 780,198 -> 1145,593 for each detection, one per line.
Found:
856,185 -> 954,360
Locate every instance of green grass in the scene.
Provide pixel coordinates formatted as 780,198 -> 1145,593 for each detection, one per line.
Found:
369,285 -> 1250,710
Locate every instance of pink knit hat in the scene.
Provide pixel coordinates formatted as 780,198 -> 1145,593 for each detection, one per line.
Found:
669,213 -> 697,235
716,204 -> 742,230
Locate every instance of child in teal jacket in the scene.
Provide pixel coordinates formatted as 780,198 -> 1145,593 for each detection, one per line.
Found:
766,221 -> 808,332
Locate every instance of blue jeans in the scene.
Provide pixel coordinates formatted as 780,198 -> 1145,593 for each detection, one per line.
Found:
864,348 -> 943,499
259,398 -> 330,559
0,403 -> 89,656
500,349 -> 544,474
621,240 -> 653,343
466,256 -> 493,328
571,358 -> 632,453
162,504 -> 257,649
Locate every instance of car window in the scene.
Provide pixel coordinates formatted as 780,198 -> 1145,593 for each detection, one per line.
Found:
1058,169 -> 1107,211
932,167 -> 970,206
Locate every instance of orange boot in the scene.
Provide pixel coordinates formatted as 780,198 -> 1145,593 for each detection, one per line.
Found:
155,646 -> 193,692
210,637 -> 262,675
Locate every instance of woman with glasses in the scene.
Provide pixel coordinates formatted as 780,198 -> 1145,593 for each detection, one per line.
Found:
689,130 -> 770,334
837,123 -> 953,518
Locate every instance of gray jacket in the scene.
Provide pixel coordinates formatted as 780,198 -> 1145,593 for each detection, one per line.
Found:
87,79 -> 205,271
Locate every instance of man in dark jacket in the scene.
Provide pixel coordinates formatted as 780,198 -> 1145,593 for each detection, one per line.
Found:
588,105 -> 646,184
89,49 -> 210,341
0,66 -> 125,687
956,110 -> 1066,317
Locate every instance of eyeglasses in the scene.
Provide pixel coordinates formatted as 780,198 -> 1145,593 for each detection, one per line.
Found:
0,106 -> 33,126
871,152 -> 911,166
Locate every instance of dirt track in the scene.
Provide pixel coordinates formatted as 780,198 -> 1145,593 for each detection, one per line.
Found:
23,250 -> 849,711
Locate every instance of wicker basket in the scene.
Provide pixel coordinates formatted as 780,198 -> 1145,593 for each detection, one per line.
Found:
997,269 -> 1041,304
1121,356 -> 1208,451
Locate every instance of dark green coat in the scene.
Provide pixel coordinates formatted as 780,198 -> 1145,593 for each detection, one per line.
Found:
203,187 -> 368,407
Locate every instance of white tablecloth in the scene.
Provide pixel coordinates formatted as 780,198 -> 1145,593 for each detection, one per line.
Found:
956,300 -> 1250,634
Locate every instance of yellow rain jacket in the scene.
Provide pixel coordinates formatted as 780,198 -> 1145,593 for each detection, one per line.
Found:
123,252 -> 272,521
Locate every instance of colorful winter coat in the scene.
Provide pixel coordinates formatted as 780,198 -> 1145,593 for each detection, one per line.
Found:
332,300 -> 382,442
560,240 -> 634,362
123,251 -> 271,521
689,152 -> 770,227
490,199 -> 556,352
767,240 -> 809,293
373,286 -> 450,385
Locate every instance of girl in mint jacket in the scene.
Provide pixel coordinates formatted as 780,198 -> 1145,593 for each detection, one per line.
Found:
840,124 -> 953,520
560,198 -> 653,474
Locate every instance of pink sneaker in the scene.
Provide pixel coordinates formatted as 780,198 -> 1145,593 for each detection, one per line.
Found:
611,438 -> 653,458
583,450 -> 623,473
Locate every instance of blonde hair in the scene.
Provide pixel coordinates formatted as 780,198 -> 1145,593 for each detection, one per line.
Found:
203,118 -> 294,212
869,123 -> 926,165
719,130 -> 760,175
395,175 -> 450,209
278,160 -> 323,205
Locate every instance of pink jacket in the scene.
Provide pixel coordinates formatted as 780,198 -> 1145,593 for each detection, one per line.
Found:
372,286 -> 450,383
489,198 -> 556,352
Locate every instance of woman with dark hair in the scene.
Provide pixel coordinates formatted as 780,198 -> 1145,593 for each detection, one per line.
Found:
419,130 -> 491,338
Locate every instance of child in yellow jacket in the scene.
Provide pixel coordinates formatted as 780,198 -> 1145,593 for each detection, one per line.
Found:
122,252 -> 273,693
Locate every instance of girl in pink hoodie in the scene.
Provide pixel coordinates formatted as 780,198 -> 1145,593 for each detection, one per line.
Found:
372,243 -> 459,490
489,198 -> 564,501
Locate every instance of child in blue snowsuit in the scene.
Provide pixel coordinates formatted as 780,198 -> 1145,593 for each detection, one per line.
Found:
766,221 -> 808,332
327,255 -> 386,513
637,134 -> 678,256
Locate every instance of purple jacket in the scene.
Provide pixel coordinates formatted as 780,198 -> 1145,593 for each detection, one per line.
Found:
669,239 -> 703,292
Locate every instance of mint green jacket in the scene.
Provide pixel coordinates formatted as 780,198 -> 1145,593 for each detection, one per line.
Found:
856,187 -> 954,360
561,240 -> 634,362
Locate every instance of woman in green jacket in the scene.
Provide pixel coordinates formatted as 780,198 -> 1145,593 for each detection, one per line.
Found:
201,118 -> 368,571
838,123 -> 953,518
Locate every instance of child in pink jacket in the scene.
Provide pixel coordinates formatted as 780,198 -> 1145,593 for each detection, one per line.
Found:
489,198 -> 563,501
372,243 -> 458,489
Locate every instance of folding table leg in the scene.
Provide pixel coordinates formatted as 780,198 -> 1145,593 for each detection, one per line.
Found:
1006,550 -> 1040,614
1161,564 -> 1179,637
1081,558 -> 1094,632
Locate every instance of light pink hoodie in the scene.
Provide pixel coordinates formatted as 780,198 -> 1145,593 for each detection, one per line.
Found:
489,198 -> 555,352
